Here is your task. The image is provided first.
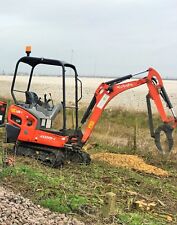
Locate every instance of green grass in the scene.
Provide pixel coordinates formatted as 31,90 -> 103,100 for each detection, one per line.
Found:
0,156 -> 177,224
40,195 -> 88,213
117,212 -> 166,225
0,107 -> 177,224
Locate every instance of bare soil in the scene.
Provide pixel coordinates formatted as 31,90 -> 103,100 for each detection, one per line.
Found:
91,153 -> 169,176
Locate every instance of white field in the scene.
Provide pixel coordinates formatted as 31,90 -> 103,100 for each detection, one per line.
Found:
0,75 -> 177,114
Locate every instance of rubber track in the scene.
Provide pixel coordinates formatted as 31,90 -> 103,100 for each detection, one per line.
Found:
15,142 -> 91,168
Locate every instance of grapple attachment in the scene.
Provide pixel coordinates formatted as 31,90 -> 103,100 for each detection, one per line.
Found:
154,124 -> 174,154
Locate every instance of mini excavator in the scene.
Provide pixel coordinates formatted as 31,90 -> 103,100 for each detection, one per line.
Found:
0,47 -> 177,167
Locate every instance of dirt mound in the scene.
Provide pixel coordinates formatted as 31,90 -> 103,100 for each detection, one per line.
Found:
91,153 -> 169,177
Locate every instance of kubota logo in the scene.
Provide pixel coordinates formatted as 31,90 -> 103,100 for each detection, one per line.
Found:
40,135 -> 56,141
118,83 -> 133,89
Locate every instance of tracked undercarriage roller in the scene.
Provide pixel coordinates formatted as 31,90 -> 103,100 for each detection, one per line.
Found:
15,142 -> 91,168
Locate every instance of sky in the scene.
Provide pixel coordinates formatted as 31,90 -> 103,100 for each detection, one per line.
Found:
0,0 -> 177,78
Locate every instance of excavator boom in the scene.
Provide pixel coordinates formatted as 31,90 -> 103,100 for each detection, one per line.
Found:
81,68 -> 177,153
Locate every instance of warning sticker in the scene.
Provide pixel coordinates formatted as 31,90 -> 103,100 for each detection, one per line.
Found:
97,94 -> 109,109
88,120 -> 95,129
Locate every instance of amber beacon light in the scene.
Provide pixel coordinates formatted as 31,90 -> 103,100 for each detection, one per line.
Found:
25,46 -> 32,56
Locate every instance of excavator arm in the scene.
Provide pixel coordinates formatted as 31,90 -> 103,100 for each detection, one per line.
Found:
81,68 -> 177,153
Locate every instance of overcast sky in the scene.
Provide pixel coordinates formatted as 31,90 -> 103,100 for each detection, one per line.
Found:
0,0 -> 177,77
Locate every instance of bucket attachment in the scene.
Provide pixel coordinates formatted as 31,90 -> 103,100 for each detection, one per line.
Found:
0,101 -> 7,127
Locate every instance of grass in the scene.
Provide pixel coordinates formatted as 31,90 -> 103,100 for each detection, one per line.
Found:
0,106 -> 177,224
118,213 -> 165,225
0,157 -> 176,224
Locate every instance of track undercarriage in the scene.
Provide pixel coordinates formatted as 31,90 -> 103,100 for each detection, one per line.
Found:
14,142 -> 91,168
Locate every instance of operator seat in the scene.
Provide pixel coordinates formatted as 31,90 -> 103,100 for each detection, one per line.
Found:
24,91 -> 63,126
25,91 -> 39,105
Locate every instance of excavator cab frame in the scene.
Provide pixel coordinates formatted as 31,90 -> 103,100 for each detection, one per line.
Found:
11,54 -> 82,133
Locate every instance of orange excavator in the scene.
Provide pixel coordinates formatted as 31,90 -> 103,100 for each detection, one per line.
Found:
1,47 -> 177,167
